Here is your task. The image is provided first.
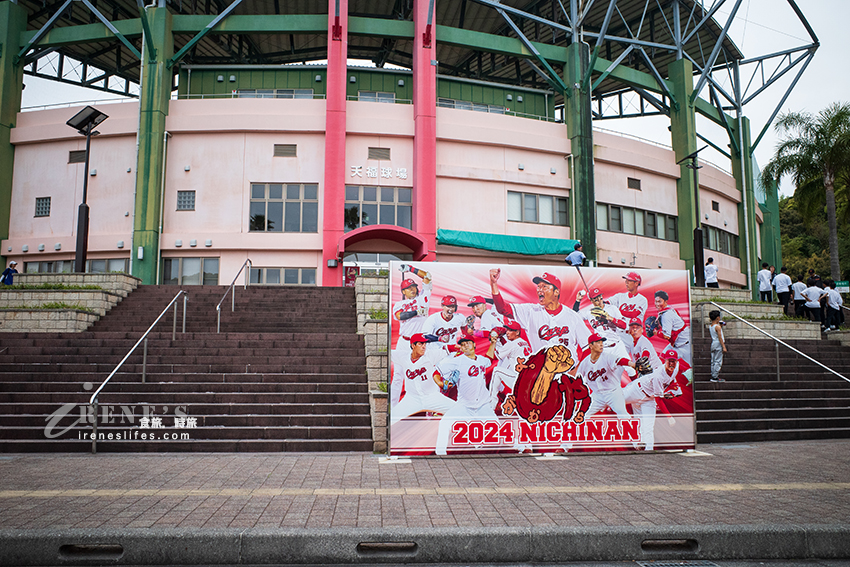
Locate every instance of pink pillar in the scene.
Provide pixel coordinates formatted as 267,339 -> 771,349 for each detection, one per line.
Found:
321,0 -> 348,286
412,0 -> 438,260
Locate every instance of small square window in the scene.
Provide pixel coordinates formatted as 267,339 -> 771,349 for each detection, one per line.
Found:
35,197 -> 51,217
176,191 -> 195,211
712,200 -> 720,212
627,177 -> 641,190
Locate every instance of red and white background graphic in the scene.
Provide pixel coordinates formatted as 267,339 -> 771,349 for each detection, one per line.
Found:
388,261 -> 695,456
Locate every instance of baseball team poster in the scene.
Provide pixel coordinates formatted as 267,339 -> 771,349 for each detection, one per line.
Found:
388,261 -> 695,456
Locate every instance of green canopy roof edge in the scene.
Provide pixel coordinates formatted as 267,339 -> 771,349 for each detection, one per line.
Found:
437,229 -> 579,256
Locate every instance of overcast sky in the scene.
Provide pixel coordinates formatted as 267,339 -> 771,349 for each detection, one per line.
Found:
21,0 -> 848,196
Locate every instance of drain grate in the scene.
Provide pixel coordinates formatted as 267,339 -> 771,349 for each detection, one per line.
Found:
636,561 -> 720,567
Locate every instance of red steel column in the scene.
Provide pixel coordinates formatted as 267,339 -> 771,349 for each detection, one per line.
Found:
321,0 -> 348,286
412,0 -> 437,259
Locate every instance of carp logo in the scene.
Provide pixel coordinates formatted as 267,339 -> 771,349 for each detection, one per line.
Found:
406,367 -> 428,381
585,368 -> 608,382
501,346 -> 589,425
537,325 -> 570,342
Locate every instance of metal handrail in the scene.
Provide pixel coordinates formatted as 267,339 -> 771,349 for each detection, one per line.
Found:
697,300 -> 850,384
88,290 -> 188,454
216,259 -> 252,333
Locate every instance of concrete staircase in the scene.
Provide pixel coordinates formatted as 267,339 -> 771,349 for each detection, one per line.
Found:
0,285 -> 373,452
690,287 -> 850,444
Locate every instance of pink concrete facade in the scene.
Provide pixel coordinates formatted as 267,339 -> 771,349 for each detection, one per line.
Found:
5,94 -> 749,287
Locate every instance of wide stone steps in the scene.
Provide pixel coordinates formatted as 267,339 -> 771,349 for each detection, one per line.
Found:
0,284 -> 373,453
691,334 -> 850,444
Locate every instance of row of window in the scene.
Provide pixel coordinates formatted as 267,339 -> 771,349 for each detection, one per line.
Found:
508,191 -> 569,226
344,186 -> 412,232
24,259 -> 129,274
597,203 -> 679,242
249,267 -> 316,285
704,225 -> 740,257
438,98 -> 506,114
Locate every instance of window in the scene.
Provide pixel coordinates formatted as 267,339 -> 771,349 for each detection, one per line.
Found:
368,147 -> 391,161
176,191 -> 195,211
627,177 -> 641,190
359,91 -> 395,103
162,258 -> 219,285
68,150 -> 86,164
438,98 -> 506,114
345,186 -> 412,232
508,191 -> 569,225
24,261 -> 71,274
704,225 -> 739,257
712,200 -> 720,212
87,258 -> 129,274
596,203 -> 678,242
35,197 -> 51,217
237,88 -> 313,99
250,267 -> 316,285
249,183 -> 318,233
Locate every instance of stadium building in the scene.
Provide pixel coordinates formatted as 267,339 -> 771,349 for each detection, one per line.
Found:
0,0 -> 817,289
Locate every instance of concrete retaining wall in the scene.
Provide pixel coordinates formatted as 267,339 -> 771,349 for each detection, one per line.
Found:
355,275 -> 389,454
0,309 -> 99,332
14,273 -> 140,297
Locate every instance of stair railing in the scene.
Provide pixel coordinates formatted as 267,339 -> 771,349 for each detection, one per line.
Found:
697,300 -> 850,384
216,258 -> 252,333
88,290 -> 189,454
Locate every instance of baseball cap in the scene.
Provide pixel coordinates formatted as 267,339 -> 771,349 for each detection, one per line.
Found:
400,278 -> 417,291
9,261 -> 16,266
574,242 -> 583,250
457,334 -> 475,344
590,287 -> 603,299
409,333 -> 428,344
660,349 -> 679,361
441,295 -> 458,307
467,295 -> 487,306
587,333 -> 604,344
532,272 -> 561,289
623,271 -> 641,284
628,318 -> 643,327
504,319 -> 521,331
655,290 -> 669,301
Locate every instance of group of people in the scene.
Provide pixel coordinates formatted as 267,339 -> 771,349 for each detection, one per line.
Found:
758,264 -> 845,330
390,263 -> 693,454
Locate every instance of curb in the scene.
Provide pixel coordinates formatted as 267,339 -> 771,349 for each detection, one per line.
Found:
1,524 -> 849,565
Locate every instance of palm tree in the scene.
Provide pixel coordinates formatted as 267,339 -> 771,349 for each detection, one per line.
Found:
762,102 -> 850,280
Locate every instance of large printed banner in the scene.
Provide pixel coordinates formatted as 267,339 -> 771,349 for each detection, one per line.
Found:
388,261 -> 695,456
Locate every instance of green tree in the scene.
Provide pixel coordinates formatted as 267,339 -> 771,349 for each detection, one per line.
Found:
762,102 -> 850,280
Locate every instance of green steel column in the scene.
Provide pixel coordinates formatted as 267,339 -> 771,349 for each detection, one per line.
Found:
731,117 -> 759,299
668,59 -> 699,274
563,43 -> 596,263
132,7 -> 173,284
0,2 -> 27,266
759,177 -> 782,270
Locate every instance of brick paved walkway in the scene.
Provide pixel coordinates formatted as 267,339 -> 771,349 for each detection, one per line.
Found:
1,439 -> 848,530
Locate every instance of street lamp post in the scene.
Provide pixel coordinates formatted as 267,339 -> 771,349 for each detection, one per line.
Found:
677,145 -> 708,288
66,106 -> 108,274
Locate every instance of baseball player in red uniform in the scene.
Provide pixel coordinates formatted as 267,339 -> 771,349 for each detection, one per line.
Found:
577,333 -> 637,422
622,347 -> 684,450
466,295 -> 505,336
574,287 -> 634,377
392,265 -> 432,355
489,269 -> 591,360
608,271 -> 648,322
650,290 -> 692,364
390,334 -> 456,425
626,318 -> 663,373
433,336 -> 495,455
421,295 -> 467,351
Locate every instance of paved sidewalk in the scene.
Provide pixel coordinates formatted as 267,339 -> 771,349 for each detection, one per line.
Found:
1,439 -> 849,564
